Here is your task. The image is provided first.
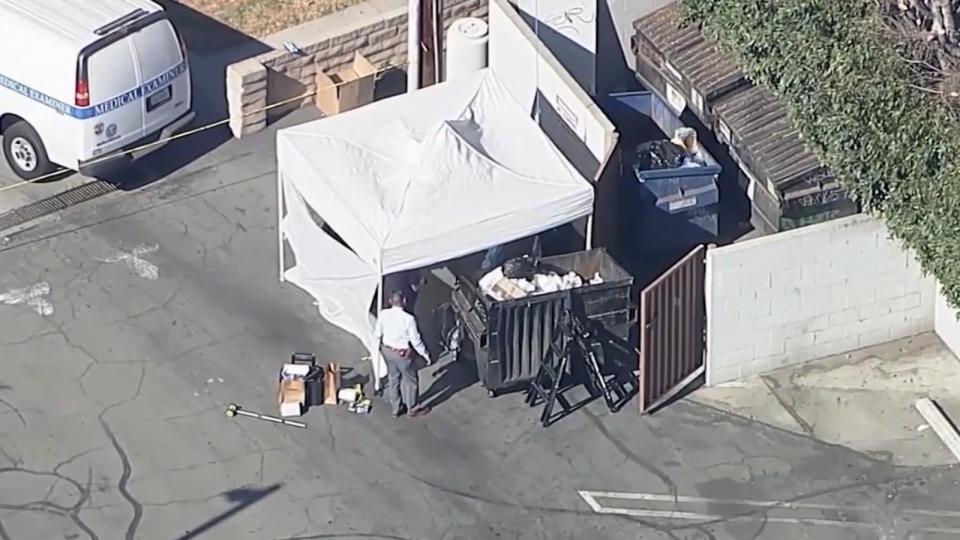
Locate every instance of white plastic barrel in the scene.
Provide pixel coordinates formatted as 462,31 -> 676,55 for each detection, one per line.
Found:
445,17 -> 489,82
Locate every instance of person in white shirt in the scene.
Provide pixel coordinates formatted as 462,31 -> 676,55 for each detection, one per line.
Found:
374,291 -> 432,417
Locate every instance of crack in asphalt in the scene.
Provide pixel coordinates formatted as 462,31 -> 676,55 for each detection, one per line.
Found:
96,365 -> 146,540
681,399 -> 903,467
53,324 -> 100,366
322,410 -> 337,456
747,511 -> 769,540
40,476 -> 60,505
300,480 -> 388,530
154,331 -> 247,372
200,199 -> 235,228
580,408 -> 679,503
98,419 -> 142,540
124,288 -> 180,323
0,447 -> 20,467
0,329 -> 60,347
0,460 -> 98,540
74,361 -> 96,386
280,534 -> 412,540
760,374 -> 815,435
0,396 -> 25,428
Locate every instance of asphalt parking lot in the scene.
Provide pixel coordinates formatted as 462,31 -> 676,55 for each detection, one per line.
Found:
1,106 -> 960,540
2,8 -> 960,535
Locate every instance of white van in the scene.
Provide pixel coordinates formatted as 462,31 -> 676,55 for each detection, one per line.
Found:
0,0 -> 194,180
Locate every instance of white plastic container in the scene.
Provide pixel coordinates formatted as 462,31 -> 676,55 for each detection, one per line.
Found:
445,17 -> 489,82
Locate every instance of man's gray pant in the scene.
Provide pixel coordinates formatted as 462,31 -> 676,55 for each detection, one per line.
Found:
381,346 -> 419,414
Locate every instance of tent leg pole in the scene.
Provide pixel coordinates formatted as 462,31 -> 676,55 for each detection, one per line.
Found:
278,174 -> 285,282
374,276 -> 384,391
585,214 -> 594,251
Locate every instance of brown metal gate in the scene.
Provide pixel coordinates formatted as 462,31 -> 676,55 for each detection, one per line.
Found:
638,245 -> 706,413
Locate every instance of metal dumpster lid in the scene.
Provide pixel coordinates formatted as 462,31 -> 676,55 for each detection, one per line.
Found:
633,3 -> 747,101
638,174 -> 719,207
714,86 -> 834,194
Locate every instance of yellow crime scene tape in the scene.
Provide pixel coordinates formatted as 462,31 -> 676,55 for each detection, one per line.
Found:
0,60 -> 410,194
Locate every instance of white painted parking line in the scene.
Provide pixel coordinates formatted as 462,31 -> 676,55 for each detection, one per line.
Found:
578,490 -> 960,535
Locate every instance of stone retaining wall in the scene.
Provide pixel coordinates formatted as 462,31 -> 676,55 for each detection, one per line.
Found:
227,0 -> 487,137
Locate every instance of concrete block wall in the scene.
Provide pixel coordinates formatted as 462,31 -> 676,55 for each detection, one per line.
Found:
705,214 -> 937,385
227,0 -> 488,137
226,61 -> 267,137
935,285 -> 960,359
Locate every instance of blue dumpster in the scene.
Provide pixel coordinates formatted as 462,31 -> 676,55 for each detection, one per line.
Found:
604,91 -> 722,254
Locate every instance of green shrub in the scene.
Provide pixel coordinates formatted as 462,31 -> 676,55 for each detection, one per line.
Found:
680,0 -> 960,306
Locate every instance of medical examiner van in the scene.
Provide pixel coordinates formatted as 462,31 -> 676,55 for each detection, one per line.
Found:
0,0 -> 194,180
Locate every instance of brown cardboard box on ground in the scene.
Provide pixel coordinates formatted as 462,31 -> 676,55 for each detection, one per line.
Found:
278,362 -> 310,417
278,379 -> 306,417
314,53 -> 376,116
323,363 -> 341,405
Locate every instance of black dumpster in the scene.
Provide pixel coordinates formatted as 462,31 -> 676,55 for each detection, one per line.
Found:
450,248 -> 634,397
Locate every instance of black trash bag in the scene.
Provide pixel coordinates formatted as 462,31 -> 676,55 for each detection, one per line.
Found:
634,140 -> 687,171
502,255 -> 538,280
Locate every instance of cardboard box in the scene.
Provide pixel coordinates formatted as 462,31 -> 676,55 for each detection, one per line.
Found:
314,53 -> 377,116
281,363 -> 310,378
279,379 -> 305,402
278,362 -> 308,417
491,277 -> 528,300
323,363 -> 341,405
278,379 -> 305,417
279,401 -> 302,418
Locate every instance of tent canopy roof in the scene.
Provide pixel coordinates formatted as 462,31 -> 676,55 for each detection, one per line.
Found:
277,68 -> 595,274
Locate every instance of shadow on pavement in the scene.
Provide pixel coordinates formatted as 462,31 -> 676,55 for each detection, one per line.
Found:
177,483 -> 283,540
420,341 -> 480,411
157,0 -> 265,55
102,1 -> 272,192
522,330 -> 641,427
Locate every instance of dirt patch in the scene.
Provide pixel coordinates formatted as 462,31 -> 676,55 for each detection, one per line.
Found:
179,0 -> 365,37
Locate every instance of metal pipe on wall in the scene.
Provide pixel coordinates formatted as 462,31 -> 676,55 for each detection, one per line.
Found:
432,0 -> 442,83
407,0 -> 421,93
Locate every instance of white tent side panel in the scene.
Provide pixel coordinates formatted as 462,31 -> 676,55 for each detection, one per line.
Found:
277,133 -> 387,269
280,180 -> 382,366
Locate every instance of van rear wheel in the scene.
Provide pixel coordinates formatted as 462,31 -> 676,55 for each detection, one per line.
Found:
3,121 -> 54,180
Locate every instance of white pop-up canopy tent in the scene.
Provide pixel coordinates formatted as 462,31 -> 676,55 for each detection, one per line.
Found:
277,68 -> 595,385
